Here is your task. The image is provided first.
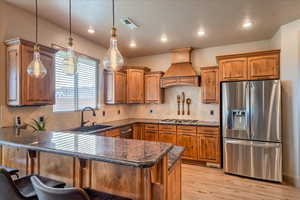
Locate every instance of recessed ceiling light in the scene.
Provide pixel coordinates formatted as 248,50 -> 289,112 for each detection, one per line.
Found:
243,22 -> 252,28
88,27 -> 95,34
198,30 -> 205,36
130,41 -> 136,48
161,35 -> 168,42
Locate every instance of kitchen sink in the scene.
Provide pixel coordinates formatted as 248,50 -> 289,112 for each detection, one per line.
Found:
70,125 -> 112,133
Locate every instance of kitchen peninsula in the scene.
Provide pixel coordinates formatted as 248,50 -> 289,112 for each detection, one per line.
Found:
0,127 -> 184,200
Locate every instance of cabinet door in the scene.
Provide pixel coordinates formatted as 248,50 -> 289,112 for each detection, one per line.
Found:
145,73 -> 164,104
127,69 -> 144,103
7,45 -> 21,106
1,146 -> 29,177
115,72 -> 126,103
176,134 -> 197,160
248,54 -> 279,80
133,124 -> 144,140
21,45 -> 55,105
144,130 -> 158,141
198,135 -> 220,163
219,57 -> 248,82
158,132 -> 177,145
201,67 -> 219,103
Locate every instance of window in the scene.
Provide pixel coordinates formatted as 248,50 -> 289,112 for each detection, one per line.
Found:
54,51 -> 99,112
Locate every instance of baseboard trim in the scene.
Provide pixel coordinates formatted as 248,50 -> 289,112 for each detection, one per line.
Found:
283,175 -> 300,187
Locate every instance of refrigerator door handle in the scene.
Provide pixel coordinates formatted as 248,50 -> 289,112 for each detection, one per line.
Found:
246,82 -> 251,139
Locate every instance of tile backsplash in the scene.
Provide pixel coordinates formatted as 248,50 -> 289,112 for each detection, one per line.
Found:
0,86 -> 219,130
127,86 -> 219,121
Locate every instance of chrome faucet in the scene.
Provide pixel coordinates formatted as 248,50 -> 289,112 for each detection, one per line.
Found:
81,107 -> 96,127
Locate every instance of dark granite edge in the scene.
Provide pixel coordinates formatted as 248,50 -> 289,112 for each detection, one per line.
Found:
168,146 -> 185,171
0,139 -> 173,168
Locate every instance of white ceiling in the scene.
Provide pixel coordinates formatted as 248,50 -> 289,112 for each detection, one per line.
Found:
5,0 -> 300,57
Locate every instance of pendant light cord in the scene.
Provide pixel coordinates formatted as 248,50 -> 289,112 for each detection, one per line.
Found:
69,0 -> 72,37
112,0 -> 115,28
35,0 -> 38,45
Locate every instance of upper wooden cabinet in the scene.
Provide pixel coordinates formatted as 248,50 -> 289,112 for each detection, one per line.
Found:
104,71 -> 126,104
126,68 -> 145,104
200,66 -> 219,104
6,38 -> 57,106
219,57 -> 248,81
217,50 -> 280,82
145,72 -> 164,104
248,54 -> 279,80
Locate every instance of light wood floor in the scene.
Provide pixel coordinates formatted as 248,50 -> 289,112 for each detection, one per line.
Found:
182,164 -> 300,200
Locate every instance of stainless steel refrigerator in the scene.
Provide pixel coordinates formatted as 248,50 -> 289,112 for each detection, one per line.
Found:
222,80 -> 282,182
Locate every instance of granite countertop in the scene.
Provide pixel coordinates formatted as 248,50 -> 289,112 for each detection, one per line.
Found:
70,118 -> 219,135
0,128 -> 173,168
101,118 -> 219,128
168,146 -> 185,171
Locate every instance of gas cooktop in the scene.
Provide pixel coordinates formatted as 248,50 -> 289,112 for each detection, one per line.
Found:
160,119 -> 199,125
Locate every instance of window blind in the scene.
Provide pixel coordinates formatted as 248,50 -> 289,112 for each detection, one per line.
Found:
54,51 -> 98,112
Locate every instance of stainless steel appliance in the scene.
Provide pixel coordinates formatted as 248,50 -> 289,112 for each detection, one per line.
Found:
222,80 -> 282,182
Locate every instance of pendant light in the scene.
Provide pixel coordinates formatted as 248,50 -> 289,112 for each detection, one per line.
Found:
27,0 -> 47,79
103,0 -> 124,72
63,0 -> 77,75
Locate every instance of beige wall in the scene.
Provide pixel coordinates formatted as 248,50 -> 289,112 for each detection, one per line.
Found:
270,19 -> 300,186
0,1 -> 130,130
126,40 -> 271,121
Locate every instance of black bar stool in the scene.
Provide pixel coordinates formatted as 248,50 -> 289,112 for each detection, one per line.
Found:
0,168 -> 65,200
31,176 -> 132,200
0,166 -> 19,178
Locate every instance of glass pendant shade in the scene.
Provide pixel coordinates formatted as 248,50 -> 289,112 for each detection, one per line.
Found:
63,45 -> 77,75
103,29 -> 124,72
27,46 -> 47,79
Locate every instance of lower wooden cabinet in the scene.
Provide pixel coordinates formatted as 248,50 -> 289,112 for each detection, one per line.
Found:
158,132 -> 177,145
144,130 -> 158,141
133,124 -> 144,140
198,135 -> 220,163
176,134 -> 198,160
1,146 -> 29,177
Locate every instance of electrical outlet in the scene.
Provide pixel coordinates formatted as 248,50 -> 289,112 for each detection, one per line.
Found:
118,110 -> 121,115
210,110 -> 214,116
150,109 -> 153,113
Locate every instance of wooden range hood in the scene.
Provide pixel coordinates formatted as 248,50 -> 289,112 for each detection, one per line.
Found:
161,47 -> 199,88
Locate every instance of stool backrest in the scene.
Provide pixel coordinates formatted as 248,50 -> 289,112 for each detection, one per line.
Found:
0,168 -> 25,200
31,176 -> 90,200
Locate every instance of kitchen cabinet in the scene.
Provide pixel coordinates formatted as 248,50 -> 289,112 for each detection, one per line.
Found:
219,57 -> 248,82
177,133 -> 198,160
248,54 -> 279,80
217,50 -> 280,82
133,124 -> 144,140
197,127 -> 220,163
144,130 -> 158,141
102,128 -> 121,138
145,72 -> 164,104
6,38 -> 57,106
144,124 -> 158,141
126,69 -> 145,103
158,130 -> 177,145
177,126 -> 197,160
104,71 -> 126,104
200,66 -> 219,104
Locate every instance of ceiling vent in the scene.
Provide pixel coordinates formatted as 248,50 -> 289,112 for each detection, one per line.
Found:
121,17 -> 139,30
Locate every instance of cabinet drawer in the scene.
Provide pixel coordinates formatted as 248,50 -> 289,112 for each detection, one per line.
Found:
144,130 -> 158,141
197,126 -> 219,135
177,126 -> 196,133
104,129 -> 121,137
159,125 -> 176,132
145,124 -> 159,130
158,133 -> 177,145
